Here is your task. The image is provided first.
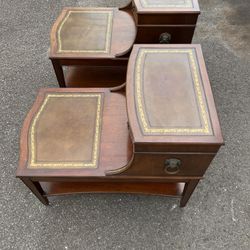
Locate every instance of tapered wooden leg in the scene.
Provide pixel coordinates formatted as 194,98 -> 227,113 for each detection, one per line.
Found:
180,180 -> 200,207
51,59 -> 66,87
21,178 -> 49,205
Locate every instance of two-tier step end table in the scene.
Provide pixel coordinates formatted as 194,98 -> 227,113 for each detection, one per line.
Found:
17,44 -> 223,207
49,1 -> 200,87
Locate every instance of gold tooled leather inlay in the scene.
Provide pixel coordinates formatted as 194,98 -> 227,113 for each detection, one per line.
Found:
140,0 -> 193,8
135,48 -> 212,135
57,10 -> 113,54
28,93 -> 102,169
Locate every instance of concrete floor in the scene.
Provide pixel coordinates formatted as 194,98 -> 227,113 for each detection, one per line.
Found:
0,0 -> 249,249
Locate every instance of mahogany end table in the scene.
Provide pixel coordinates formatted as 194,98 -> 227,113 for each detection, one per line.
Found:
17,44 -> 223,207
49,7 -> 136,87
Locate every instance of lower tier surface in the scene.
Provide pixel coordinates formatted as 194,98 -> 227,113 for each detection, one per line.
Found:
65,66 -> 127,88
41,181 -> 185,197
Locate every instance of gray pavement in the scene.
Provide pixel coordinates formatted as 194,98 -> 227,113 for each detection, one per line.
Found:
0,0 -> 249,249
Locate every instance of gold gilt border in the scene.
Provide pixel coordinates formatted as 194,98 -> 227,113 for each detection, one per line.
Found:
29,93 -> 102,169
135,49 -> 211,135
57,10 -> 113,53
140,0 -> 193,8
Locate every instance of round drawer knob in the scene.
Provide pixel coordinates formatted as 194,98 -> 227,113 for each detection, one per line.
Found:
164,159 -> 181,174
159,32 -> 171,44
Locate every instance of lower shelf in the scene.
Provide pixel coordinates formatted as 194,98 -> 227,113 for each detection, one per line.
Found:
65,66 -> 127,88
41,182 -> 185,197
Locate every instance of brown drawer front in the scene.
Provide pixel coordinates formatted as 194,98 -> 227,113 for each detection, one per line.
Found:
130,153 -> 215,176
137,13 -> 198,25
136,26 -> 195,44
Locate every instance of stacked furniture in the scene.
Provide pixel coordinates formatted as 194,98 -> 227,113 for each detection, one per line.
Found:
17,1 -> 224,207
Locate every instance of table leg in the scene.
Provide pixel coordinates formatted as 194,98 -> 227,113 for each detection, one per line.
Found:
180,180 -> 200,207
51,59 -> 66,87
21,178 -> 49,205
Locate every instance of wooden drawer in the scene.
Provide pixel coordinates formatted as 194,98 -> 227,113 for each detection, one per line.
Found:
125,153 -> 216,176
135,25 -> 195,43
136,13 -> 198,25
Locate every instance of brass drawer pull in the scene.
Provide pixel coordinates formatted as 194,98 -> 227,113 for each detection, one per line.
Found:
159,32 -> 172,44
164,159 -> 181,174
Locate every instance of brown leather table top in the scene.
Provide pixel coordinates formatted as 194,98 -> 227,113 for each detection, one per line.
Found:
57,10 -> 113,54
17,88 -> 133,177
50,7 -> 136,59
133,0 -> 200,12
126,44 -> 223,148
139,0 -> 193,8
28,92 -> 103,169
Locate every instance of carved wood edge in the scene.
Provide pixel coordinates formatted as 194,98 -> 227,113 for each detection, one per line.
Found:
110,82 -> 126,92
17,90 -> 48,176
114,10 -> 137,58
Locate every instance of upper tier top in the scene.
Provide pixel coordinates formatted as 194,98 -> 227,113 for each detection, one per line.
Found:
133,0 -> 200,13
49,8 -> 136,59
126,44 -> 223,152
